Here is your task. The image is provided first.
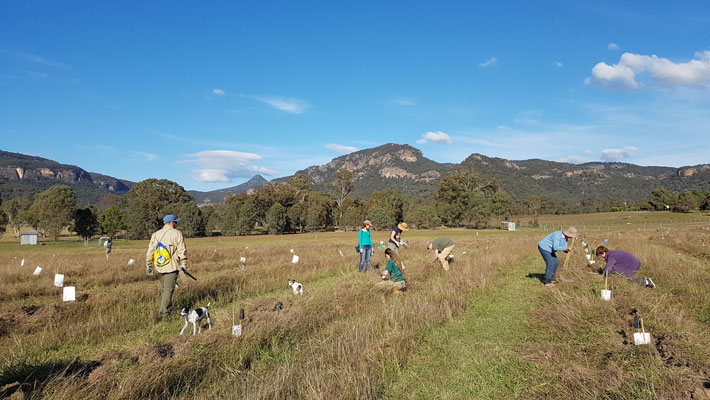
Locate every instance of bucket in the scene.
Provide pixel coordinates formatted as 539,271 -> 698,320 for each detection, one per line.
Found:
633,332 -> 651,345
600,289 -> 611,301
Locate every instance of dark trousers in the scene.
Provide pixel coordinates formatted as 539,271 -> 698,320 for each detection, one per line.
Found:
159,271 -> 179,317
539,246 -> 559,284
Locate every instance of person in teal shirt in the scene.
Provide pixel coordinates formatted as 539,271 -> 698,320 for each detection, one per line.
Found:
378,248 -> 406,292
358,220 -> 373,272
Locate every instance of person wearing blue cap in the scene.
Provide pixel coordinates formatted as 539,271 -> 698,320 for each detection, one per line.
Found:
146,214 -> 189,321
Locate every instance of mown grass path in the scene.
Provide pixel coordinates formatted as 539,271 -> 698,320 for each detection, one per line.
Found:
386,253 -> 543,399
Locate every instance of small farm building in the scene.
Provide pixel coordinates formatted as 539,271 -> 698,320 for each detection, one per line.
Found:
500,222 -> 516,231
21,232 -> 39,245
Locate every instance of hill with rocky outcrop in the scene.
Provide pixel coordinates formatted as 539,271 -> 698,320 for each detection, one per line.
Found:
273,143 -> 455,198
0,150 -> 134,205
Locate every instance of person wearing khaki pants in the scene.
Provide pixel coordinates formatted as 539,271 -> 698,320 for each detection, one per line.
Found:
146,214 -> 189,321
427,238 -> 455,271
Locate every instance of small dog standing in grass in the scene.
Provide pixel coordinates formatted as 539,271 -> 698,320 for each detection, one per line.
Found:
179,303 -> 211,335
288,279 -> 303,295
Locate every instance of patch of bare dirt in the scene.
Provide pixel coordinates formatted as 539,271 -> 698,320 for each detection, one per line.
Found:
21,305 -> 40,316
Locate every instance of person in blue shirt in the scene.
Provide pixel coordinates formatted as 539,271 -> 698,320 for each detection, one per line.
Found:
358,220 -> 373,272
538,226 -> 578,286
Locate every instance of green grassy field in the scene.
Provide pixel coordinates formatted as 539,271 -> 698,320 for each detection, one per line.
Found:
1,214 -> 709,399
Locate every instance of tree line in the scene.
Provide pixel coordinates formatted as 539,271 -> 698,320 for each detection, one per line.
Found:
1,167 -> 705,241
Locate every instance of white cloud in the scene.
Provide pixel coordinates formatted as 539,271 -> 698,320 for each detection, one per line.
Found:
586,51 -> 710,90
394,99 -> 414,106
132,151 -> 157,161
497,125 -> 511,130
417,131 -> 452,144
213,88 -> 225,95
600,148 -> 633,161
253,96 -> 309,114
479,57 -> 498,67
186,150 -> 276,182
324,144 -> 358,154
623,146 -> 639,153
608,43 -> 619,50
553,61 -> 563,68
584,149 -> 593,155
559,155 -> 587,164
27,70 -> 48,79
195,169 -> 230,182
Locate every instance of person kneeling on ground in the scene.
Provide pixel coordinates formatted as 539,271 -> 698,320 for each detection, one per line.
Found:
427,237 -> 455,271
377,248 -> 406,293
538,226 -> 577,286
595,246 -> 655,288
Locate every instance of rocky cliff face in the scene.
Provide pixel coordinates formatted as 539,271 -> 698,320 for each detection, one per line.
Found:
0,150 -> 134,204
275,143 -> 454,198
0,165 -> 93,183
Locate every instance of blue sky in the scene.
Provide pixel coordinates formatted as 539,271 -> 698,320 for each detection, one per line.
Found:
2,1 -> 710,191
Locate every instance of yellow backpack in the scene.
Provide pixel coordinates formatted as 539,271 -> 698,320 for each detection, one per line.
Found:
154,242 -> 172,267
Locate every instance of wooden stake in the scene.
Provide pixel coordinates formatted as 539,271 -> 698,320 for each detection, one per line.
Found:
562,237 -> 576,270
604,270 -> 608,290
641,318 -> 645,334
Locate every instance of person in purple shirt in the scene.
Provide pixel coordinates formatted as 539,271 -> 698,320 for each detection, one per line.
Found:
538,226 -> 578,286
595,246 -> 656,288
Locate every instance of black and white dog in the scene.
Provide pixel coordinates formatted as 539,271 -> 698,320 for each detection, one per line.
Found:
288,279 -> 304,295
179,302 -> 211,335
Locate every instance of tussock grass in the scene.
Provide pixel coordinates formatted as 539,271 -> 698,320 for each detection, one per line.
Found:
1,226 -> 709,399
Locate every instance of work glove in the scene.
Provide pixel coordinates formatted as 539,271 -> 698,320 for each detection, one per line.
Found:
146,265 -> 154,276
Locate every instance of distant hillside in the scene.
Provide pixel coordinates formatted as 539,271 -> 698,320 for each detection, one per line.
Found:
460,154 -> 710,202
3,146 -> 709,207
0,150 -> 134,205
274,143 -> 455,198
189,175 -> 268,205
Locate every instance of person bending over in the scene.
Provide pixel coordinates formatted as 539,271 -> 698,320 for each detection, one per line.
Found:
538,226 -> 577,286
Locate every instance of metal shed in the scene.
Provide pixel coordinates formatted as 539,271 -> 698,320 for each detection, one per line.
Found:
500,222 -> 516,231
21,232 -> 39,245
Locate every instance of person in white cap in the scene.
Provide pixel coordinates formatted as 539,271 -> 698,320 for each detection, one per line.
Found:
146,214 -> 188,321
538,226 -> 577,286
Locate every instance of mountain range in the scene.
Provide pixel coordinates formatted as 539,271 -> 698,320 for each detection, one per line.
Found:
2,145 -> 709,206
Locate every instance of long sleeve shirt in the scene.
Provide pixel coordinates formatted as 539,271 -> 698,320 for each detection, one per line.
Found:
358,229 -> 373,247
146,224 -> 188,273
603,250 -> 641,279
538,231 -> 568,253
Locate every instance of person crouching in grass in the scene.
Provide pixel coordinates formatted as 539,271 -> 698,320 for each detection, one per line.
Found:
595,246 -> 656,288
378,248 -> 406,293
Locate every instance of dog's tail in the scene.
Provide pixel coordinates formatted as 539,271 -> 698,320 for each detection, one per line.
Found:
206,302 -> 211,308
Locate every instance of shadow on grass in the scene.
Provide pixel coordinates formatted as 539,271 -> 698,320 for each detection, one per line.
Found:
0,358 -> 101,398
525,272 -> 545,283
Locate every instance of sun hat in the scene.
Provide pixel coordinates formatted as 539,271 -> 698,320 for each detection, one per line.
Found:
397,222 -> 409,231
163,215 -> 181,223
364,220 -> 372,226
562,226 -> 578,238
